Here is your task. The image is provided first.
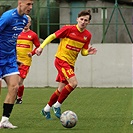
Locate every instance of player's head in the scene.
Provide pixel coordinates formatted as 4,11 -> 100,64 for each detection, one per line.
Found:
76,10 -> 91,31
78,10 -> 92,21
23,15 -> 31,31
17,0 -> 34,15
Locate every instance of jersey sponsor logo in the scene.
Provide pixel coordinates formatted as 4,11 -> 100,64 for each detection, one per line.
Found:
71,33 -> 76,36
12,26 -> 23,31
17,44 -> 30,48
66,44 -> 81,52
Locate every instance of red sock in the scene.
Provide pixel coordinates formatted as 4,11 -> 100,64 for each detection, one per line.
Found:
48,89 -> 60,106
58,84 -> 74,104
17,85 -> 24,99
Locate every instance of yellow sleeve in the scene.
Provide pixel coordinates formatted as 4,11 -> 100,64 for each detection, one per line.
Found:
81,48 -> 89,56
40,33 -> 56,49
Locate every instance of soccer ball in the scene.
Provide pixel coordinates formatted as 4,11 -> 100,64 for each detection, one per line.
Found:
60,110 -> 78,128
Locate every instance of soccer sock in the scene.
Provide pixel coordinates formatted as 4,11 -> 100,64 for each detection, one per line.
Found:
48,89 -> 60,107
17,85 -> 24,99
3,103 -> 14,118
55,84 -> 74,107
53,101 -> 61,108
44,104 -> 51,112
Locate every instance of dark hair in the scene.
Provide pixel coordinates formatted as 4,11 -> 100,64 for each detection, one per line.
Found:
78,10 -> 92,21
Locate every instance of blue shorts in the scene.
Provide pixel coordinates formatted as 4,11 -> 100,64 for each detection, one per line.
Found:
0,54 -> 19,79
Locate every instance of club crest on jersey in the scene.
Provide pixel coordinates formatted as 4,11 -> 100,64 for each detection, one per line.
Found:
28,35 -> 31,38
84,36 -> 87,40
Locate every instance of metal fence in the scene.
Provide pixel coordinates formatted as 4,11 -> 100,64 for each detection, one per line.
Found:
0,0 -> 132,43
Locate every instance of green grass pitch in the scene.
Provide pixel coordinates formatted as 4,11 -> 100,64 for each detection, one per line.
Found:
0,87 -> 133,133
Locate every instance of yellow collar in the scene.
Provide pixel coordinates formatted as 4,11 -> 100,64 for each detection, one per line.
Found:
76,25 -> 84,32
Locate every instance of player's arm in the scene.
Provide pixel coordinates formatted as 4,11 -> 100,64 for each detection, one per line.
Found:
81,48 -> 89,56
81,47 -> 97,56
29,34 -> 40,57
40,33 -> 56,48
0,12 -> 12,32
36,33 -> 56,56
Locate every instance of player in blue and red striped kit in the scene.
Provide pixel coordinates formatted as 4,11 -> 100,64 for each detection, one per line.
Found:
0,0 -> 34,129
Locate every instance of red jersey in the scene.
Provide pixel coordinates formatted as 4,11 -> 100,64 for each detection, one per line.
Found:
55,25 -> 92,66
17,30 -> 40,66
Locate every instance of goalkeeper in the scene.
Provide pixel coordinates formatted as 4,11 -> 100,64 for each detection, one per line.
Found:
36,9 -> 97,119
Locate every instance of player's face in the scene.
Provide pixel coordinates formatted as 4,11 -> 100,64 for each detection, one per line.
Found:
77,15 -> 90,31
18,0 -> 34,15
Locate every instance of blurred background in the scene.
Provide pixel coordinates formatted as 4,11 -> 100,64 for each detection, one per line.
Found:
0,0 -> 132,43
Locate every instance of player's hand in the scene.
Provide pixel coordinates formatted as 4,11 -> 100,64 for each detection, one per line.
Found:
36,47 -> 43,56
28,52 -> 32,57
88,47 -> 97,55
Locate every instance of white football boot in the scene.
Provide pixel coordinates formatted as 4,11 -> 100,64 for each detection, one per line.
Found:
0,120 -> 17,129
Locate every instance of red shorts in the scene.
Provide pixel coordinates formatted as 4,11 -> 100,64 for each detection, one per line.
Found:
54,57 -> 75,84
18,64 -> 30,79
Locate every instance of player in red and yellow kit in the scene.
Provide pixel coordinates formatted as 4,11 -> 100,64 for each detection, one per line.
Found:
16,15 -> 40,104
36,10 -> 97,119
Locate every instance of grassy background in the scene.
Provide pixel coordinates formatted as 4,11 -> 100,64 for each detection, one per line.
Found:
0,87 -> 133,133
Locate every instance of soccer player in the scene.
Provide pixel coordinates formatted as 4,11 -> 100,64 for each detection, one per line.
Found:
36,10 -> 97,119
0,0 -> 34,129
16,15 -> 40,104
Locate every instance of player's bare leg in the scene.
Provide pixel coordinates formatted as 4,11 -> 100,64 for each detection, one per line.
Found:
4,75 -> 19,103
0,74 -> 19,129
